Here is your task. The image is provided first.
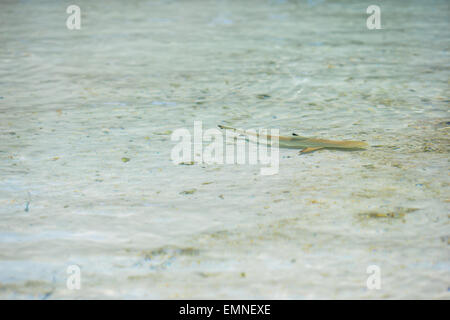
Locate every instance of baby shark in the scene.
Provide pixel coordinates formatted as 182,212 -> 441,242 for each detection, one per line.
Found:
218,124 -> 368,154
170,121 -> 367,176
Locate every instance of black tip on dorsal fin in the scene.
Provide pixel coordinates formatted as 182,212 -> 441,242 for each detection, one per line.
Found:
292,133 -> 298,136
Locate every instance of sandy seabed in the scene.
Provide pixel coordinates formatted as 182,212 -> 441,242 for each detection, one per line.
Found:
0,0 -> 448,299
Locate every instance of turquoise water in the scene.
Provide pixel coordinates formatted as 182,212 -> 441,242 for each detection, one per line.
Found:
0,0 -> 448,299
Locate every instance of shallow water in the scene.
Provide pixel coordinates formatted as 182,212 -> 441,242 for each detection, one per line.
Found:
0,0 -> 449,299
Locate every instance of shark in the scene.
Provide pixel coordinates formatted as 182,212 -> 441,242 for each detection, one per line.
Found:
218,124 -> 368,154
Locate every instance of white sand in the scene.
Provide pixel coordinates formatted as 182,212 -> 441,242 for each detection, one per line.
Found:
0,0 -> 448,299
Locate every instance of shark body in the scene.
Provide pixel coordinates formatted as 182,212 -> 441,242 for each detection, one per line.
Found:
218,124 -> 368,154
